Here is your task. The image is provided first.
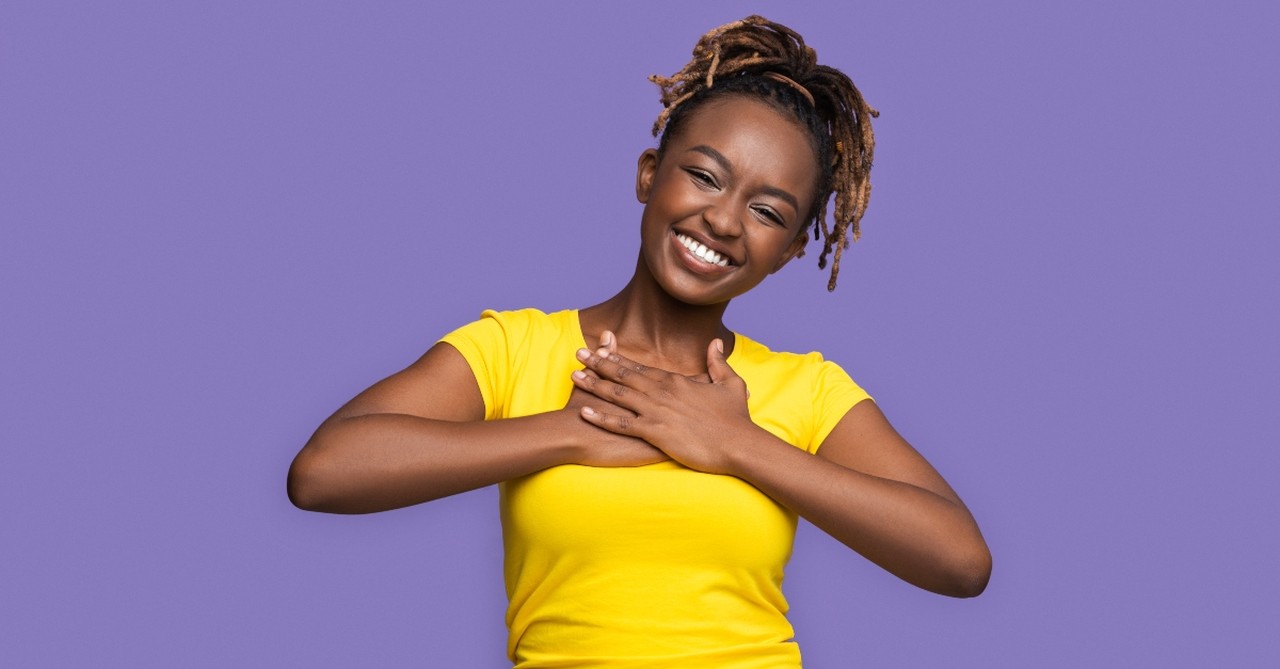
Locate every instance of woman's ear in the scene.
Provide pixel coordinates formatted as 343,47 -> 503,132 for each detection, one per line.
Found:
636,149 -> 659,203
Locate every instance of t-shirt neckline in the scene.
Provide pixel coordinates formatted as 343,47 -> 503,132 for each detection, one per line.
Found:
567,309 -> 741,365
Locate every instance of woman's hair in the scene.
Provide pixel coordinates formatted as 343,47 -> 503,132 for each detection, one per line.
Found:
650,15 -> 877,291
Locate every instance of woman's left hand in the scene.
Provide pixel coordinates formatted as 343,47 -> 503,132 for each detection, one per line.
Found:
571,334 -> 761,474
574,333 -> 992,597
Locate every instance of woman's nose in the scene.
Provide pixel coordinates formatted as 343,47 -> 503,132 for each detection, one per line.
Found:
703,203 -> 743,238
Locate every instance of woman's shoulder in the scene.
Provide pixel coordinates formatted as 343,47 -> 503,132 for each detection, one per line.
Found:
452,306 -> 576,332
732,332 -> 868,394
732,331 -> 830,371
442,307 -> 581,350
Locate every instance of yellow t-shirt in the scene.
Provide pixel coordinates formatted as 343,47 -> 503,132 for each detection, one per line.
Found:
440,308 -> 871,668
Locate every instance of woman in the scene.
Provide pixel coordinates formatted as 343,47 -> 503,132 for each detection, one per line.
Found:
289,15 -> 990,667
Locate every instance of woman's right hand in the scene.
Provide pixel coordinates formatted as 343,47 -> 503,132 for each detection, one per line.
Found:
560,386 -> 669,467
560,329 -> 669,467
288,329 -> 670,514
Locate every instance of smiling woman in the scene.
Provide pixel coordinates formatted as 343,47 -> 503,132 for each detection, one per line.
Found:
636,97 -> 818,306
287,15 -> 989,668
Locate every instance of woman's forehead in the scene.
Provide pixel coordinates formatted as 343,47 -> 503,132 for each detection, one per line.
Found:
669,97 -> 819,186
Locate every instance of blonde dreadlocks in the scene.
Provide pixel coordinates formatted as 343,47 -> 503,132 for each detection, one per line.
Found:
650,16 -> 877,292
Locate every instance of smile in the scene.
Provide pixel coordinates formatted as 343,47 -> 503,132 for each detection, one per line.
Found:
675,233 -> 733,267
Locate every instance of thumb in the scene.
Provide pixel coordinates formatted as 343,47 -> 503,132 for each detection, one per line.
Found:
706,338 -> 738,384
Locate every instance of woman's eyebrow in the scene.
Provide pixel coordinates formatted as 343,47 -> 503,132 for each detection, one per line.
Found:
689,145 -> 733,174
687,144 -> 800,213
759,185 -> 800,214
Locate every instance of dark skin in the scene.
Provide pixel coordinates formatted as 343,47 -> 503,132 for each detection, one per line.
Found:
288,96 -> 991,597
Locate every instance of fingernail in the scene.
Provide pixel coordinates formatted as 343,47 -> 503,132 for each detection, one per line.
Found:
576,348 -> 590,360
572,370 -> 586,381
602,331 -> 613,347
714,339 -> 724,354
597,348 -> 610,358
582,406 -> 595,416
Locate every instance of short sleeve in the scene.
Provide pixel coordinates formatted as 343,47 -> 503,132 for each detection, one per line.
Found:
438,310 -> 510,420
810,360 -> 873,454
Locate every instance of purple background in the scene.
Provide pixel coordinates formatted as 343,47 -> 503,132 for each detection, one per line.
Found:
3,1 -> 1277,666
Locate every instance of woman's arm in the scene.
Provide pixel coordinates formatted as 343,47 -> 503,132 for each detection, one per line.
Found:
725,400 -> 991,597
288,341 -> 664,514
571,339 -> 991,597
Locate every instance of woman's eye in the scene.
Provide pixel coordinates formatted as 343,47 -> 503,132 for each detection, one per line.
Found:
686,169 -> 718,188
753,206 -> 784,226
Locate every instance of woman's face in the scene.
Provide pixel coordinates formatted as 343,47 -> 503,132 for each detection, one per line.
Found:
636,96 -> 819,306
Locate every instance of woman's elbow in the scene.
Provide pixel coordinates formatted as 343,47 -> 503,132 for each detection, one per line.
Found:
287,448 -> 332,512
943,542 -> 992,598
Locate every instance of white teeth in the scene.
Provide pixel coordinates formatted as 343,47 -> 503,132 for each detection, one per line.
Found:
676,233 -> 730,267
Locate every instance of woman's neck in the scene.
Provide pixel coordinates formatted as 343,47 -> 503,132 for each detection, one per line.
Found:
578,255 -> 734,376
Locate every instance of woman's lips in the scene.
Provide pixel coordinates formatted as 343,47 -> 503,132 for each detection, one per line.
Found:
671,231 -> 735,275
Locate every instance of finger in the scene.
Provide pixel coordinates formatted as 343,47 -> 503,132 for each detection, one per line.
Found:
597,340 -> 698,384
580,405 -> 643,438
568,389 -> 639,420
576,347 -> 657,389
599,330 -> 616,355
593,334 -> 648,375
706,338 -> 749,398
706,338 -> 738,383
572,368 -> 647,413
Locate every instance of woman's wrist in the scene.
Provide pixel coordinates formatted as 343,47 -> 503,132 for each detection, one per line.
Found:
719,422 -> 796,480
